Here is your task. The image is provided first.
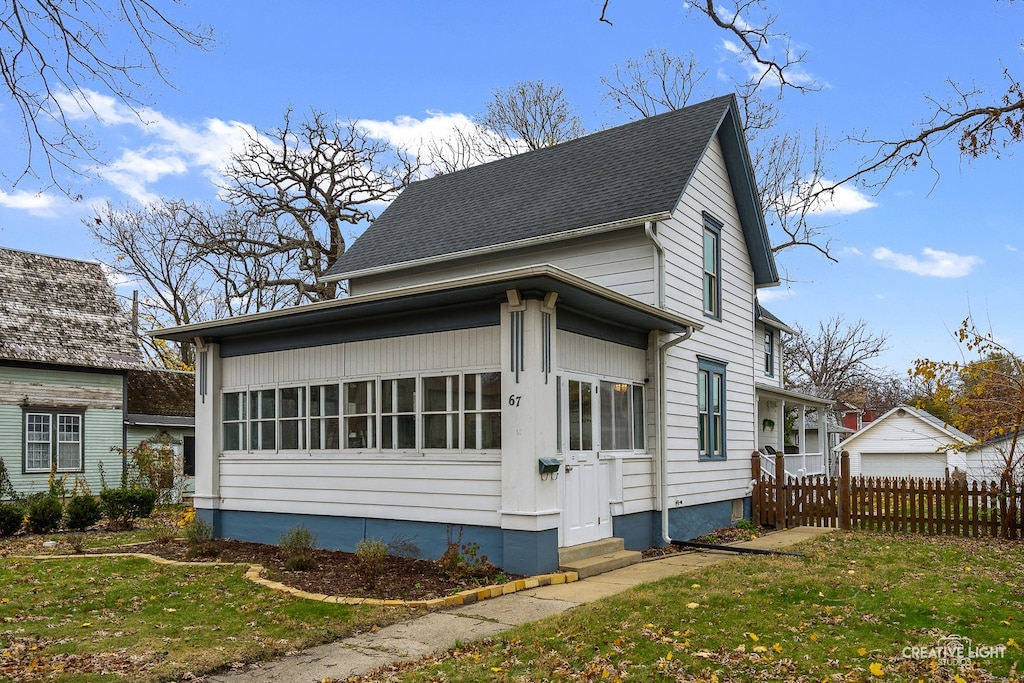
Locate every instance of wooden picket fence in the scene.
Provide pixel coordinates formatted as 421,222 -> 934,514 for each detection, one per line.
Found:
751,452 -> 1023,538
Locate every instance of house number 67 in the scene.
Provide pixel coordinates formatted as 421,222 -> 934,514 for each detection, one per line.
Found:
508,395 -> 522,407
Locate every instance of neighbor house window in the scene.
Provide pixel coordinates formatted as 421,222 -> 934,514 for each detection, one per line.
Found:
381,378 -> 416,449
464,372 -> 501,449
278,387 -> 306,449
223,392 -> 247,450
698,359 -> 726,460
764,331 -> 775,376
310,384 -> 340,450
343,380 -> 374,449
702,216 -> 722,318
24,411 -> 83,473
422,374 -> 459,449
250,389 -> 276,450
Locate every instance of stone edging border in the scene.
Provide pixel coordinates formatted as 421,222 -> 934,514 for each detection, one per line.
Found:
14,552 -> 579,610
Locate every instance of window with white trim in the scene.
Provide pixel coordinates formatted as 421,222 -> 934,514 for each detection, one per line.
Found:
597,381 -> 646,451
381,378 -> 416,449
567,379 -> 593,451
343,380 -> 374,448
24,411 -> 83,473
310,384 -> 340,449
423,374 -> 459,449
278,387 -> 306,449
698,359 -> 727,460
223,392 -> 247,450
464,372 -> 501,449
249,389 -> 276,450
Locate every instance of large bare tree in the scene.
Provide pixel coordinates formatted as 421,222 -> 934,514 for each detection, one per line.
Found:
203,108 -> 418,301
1,0 -> 213,190
89,199 -> 294,368
782,316 -> 890,401
425,80 -> 585,174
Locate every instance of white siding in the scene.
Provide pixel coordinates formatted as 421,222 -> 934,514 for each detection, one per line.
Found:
843,411 -> 962,479
218,456 -> 501,525
216,327 -> 502,527
556,331 -> 646,379
351,228 -> 657,305
620,455 -> 656,513
660,135 -> 758,507
222,327 -> 500,387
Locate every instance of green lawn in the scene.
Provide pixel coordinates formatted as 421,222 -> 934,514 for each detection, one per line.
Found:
352,532 -> 1024,682
3,531 -> 1023,682
0,552 -> 396,681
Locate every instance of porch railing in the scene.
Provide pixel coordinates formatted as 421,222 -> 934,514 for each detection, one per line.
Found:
758,449 -> 827,481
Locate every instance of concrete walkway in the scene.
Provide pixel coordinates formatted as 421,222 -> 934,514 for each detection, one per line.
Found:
207,527 -> 833,682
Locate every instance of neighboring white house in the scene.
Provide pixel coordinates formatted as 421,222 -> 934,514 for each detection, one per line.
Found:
158,95 -> 827,575
836,404 -> 1005,482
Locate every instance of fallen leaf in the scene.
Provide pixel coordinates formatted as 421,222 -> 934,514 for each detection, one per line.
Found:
869,662 -> 885,677
686,602 -> 699,609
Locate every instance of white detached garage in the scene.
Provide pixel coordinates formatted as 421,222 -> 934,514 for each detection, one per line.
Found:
837,405 -> 1001,482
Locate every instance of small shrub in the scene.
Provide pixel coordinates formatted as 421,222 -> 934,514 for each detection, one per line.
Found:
387,533 -> 421,558
355,538 -> 389,587
438,526 -> 496,580
65,531 -> 88,553
100,487 -> 158,530
184,516 -> 219,558
0,502 -> 25,536
280,524 -> 318,571
65,495 -> 102,531
734,518 -> 758,534
145,524 -> 179,545
26,494 -> 63,534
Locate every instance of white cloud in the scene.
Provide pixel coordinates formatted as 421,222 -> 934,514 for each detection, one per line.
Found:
799,178 -> 877,216
358,111 -> 474,153
757,287 -> 793,303
872,247 -> 981,278
0,189 -> 68,217
839,246 -> 864,257
60,88 -> 256,201
1007,244 -> 1019,252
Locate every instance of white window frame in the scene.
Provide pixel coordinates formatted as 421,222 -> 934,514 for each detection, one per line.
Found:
463,372 -> 502,451
343,379 -> 375,449
277,386 -> 307,450
422,374 -> 460,450
310,383 -> 341,450
222,391 -> 247,451
24,411 -> 83,473
381,377 -> 417,450
249,388 -> 276,451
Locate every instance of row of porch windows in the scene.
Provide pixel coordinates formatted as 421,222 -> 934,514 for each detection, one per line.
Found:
223,372 -> 502,452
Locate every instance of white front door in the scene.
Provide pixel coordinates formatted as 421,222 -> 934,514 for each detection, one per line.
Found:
561,378 -> 611,546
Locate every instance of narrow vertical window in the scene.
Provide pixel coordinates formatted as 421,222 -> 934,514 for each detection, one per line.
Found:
223,392 -> 247,450
25,413 -> 52,472
381,378 -> 416,449
555,376 -> 563,453
343,381 -> 375,449
423,375 -> 459,449
250,389 -> 276,450
702,216 -> 721,318
568,380 -> 593,451
464,372 -> 501,449
764,331 -> 775,376
599,381 -> 632,450
310,384 -> 340,449
698,359 -> 727,460
632,384 -> 645,450
56,414 -> 82,471
278,387 -> 306,449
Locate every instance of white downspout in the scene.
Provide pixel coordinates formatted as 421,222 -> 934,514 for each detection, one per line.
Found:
645,221 -> 665,308
659,328 -> 693,545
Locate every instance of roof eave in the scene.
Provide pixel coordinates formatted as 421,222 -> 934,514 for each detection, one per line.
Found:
320,212 -> 673,284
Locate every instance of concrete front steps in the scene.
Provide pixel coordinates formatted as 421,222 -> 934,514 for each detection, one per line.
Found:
558,537 -> 642,579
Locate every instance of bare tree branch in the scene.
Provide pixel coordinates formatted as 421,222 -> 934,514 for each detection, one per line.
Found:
1,0 -> 214,192
783,316 -> 890,400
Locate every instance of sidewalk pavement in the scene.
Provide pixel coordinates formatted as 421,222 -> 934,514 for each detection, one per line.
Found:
207,526 -> 834,683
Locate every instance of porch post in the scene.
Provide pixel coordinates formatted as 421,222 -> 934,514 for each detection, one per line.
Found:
498,294 -> 560,573
192,341 -> 222,531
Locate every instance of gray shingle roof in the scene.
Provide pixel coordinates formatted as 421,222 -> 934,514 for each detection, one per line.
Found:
326,95 -> 748,280
0,247 -> 142,370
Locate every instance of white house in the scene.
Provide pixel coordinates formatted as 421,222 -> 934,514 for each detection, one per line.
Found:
837,404 -> 1005,482
158,95 -> 826,575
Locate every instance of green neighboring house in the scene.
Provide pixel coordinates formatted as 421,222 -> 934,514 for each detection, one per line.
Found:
0,247 -> 148,496
125,367 -> 196,498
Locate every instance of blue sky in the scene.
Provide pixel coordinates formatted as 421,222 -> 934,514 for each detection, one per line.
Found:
1,1 -> 1021,375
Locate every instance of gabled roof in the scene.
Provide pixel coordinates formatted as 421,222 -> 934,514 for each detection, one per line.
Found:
0,247 -> 142,370
324,95 -> 778,286
755,300 -> 794,335
836,404 -> 976,452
